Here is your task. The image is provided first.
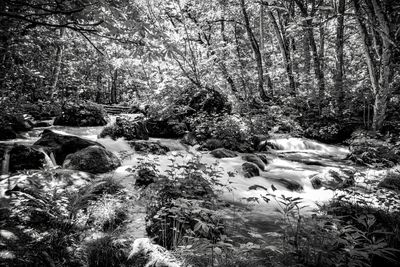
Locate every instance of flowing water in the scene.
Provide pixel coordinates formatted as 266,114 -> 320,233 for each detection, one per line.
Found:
0,120 -> 384,241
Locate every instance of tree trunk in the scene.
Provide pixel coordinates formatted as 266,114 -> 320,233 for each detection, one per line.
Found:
371,0 -> 392,131
96,73 -> 102,103
50,28 -> 65,99
240,0 -> 270,101
353,0 -> 392,132
335,0 -> 345,116
110,69 -> 118,104
267,8 -> 296,95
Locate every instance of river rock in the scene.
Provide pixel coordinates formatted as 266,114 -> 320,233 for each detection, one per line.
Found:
310,169 -> 355,189
210,148 -> 238,158
63,145 -> 121,174
242,162 -> 260,178
181,132 -> 197,146
99,116 -> 149,140
251,134 -> 270,151
34,129 -> 102,165
54,101 -> 107,126
130,141 -> 170,155
242,154 -> 266,170
3,145 -> 46,173
276,178 -> 303,192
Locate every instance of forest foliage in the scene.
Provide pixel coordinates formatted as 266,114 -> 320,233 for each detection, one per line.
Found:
0,0 -> 399,134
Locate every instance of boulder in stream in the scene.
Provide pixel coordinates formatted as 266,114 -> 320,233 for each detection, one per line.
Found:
99,116 -> 149,140
242,154 -> 266,170
34,129 -> 102,165
310,169 -> 355,189
276,178 -> 303,192
54,101 -> 108,126
210,148 -> 238,158
129,140 -> 170,155
242,162 -> 260,178
63,145 -> 121,174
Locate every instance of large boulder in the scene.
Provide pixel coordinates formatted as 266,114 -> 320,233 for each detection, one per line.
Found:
310,169 -> 355,189
34,129 -> 102,165
210,148 -> 238,158
63,145 -> 121,174
99,116 -> 149,140
7,145 -> 46,173
242,162 -> 260,178
53,101 -> 107,126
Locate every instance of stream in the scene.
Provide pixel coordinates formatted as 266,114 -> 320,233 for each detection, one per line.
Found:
0,120 -> 391,242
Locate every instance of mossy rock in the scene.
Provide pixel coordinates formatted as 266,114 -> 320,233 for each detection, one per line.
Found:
54,101 -> 107,126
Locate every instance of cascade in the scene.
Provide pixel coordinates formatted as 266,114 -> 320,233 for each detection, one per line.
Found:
38,148 -> 55,168
267,137 -> 349,156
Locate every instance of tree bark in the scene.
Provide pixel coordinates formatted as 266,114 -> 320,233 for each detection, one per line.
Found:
239,0 -> 270,101
266,7 -> 296,95
353,0 -> 392,132
294,0 -> 325,111
334,0 -> 345,115
50,27 -> 65,99
110,69 -> 118,104
370,0 -> 392,131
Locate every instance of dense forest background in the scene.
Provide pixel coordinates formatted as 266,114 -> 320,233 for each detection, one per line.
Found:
1,0 -> 399,134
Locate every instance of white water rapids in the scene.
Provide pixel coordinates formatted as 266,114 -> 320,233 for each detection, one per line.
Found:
1,121 -> 387,237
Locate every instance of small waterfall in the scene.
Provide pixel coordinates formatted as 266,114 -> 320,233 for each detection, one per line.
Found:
1,149 -> 10,175
49,152 -> 57,166
38,148 -> 56,168
267,137 -> 349,156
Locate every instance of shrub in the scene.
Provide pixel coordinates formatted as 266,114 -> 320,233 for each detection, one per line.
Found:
86,235 -> 131,267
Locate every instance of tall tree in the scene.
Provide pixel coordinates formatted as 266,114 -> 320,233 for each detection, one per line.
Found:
334,0 -> 346,116
239,0 -> 271,101
353,0 -> 394,131
294,0 -> 326,111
